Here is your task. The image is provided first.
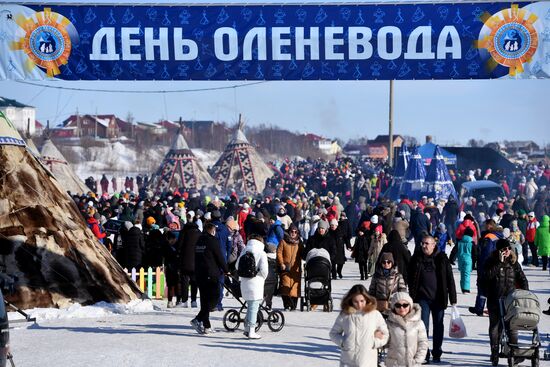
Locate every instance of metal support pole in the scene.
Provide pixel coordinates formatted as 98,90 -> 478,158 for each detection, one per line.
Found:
388,80 -> 394,167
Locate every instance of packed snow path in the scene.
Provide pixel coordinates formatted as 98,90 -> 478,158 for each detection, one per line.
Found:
9,250 -> 550,367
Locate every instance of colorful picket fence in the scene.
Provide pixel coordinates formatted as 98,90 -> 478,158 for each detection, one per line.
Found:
124,267 -> 166,299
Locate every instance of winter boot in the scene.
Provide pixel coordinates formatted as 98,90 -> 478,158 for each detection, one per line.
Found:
490,346 -> 499,366
243,323 -> 249,338
469,295 -> 486,316
247,325 -> 261,339
191,301 -> 198,308
167,301 -> 175,308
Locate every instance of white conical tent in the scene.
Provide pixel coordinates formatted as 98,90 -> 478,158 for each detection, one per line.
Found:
25,136 -> 39,156
0,112 -> 141,309
149,132 -> 214,192
40,138 -> 89,195
210,121 -> 273,194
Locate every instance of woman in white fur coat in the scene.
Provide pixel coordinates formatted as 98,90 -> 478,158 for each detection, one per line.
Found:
385,292 -> 429,367
236,235 -> 268,339
329,284 -> 388,367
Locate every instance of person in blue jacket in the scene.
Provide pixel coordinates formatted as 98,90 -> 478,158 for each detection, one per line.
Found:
211,210 -> 232,311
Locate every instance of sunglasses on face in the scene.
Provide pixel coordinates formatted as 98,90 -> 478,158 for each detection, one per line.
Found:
290,230 -> 298,233
422,242 -> 434,246
500,246 -> 512,252
381,260 -> 392,264
394,303 -> 410,309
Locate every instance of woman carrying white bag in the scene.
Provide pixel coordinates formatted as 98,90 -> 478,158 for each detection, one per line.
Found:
385,292 -> 429,367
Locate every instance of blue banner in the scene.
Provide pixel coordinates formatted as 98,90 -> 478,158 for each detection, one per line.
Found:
1,2 -> 549,80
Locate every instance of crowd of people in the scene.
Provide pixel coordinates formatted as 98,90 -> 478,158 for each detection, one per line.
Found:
72,156 -> 549,366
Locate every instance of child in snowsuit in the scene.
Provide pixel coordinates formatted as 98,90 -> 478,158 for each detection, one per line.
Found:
457,227 -> 474,293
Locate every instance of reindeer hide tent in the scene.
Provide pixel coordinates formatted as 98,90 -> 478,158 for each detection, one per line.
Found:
0,111 -> 141,309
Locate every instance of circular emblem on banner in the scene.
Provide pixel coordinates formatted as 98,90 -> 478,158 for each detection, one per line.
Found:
29,25 -> 66,62
493,23 -> 531,60
10,8 -> 73,77
476,5 -> 538,76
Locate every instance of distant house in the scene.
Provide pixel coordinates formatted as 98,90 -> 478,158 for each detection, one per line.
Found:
135,121 -> 168,145
57,114 -> 134,139
365,135 -> 403,159
343,144 -> 370,157
35,120 -> 44,137
304,133 -> 341,155
0,96 -> 36,135
366,143 -> 388,159
505,141 -> 540,155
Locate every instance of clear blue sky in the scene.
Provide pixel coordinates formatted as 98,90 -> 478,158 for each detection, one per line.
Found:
2,78 -> 548,147
3,0 -> 549,147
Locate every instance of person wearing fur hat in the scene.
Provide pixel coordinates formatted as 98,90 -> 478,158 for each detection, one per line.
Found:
367,225 -> 387,277
385,292 -> 428,367
369,252 -> 407,316
329,284 -> 388,367
277,224 -> 303,311
483,238 -> 529,366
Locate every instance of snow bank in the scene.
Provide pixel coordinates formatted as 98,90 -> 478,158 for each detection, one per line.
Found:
9,299 -> 155,322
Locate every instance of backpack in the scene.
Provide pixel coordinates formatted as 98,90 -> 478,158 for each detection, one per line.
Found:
237,251 -> 258,278
503,289 -> 541,330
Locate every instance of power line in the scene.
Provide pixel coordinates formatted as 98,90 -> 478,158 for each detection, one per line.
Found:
13,80 -> 267,94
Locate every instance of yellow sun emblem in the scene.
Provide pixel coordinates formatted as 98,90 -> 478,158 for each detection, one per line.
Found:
10,8 -> 72,77
475,4 -> 538,76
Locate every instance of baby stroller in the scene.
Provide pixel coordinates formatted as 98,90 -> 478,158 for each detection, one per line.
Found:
222,275 -> 285,333
300,248 -> 333,312
499,289 -> 541,367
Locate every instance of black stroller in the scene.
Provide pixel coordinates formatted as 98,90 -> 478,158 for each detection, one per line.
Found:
300,250 -> 333,312
498,289 -> 541,367
222,275 -> 285,332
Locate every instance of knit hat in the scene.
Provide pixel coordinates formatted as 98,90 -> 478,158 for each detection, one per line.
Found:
318,220 -> 329,230
124,221 -> 133,230
370,215 -> 379,224
146,217 -> 156,226
528,211 -> 535,218
379,252 -> 394,264
329,219 -> 338,227
389,292 -> 414,309
502,228 -> 511,239
212,210 -> 222,219
496,238 -> 511,251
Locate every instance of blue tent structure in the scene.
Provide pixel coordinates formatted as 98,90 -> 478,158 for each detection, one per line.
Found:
385,144 -> 410,201
418,142 -> 457,166
399,147 -> 426,201
423,145 -> 458,201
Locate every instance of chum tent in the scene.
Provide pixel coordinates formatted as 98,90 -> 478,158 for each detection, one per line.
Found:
399,146 -> 426,201
40,137 -> 89,195
423,145 -> 458,201
385,144 -> 410,201
149,131 -> 214,193
418,141 -> 457,166
210,118 -> 273,194
0,110 -> 141,309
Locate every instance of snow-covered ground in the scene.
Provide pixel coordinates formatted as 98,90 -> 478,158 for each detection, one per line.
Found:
9,246 -> 550,367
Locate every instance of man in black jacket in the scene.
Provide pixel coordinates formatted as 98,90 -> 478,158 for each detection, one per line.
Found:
177,217 -> 201,308
190,223 -> 228,334
484,239 -> 529,366
408,235 -> 457,364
